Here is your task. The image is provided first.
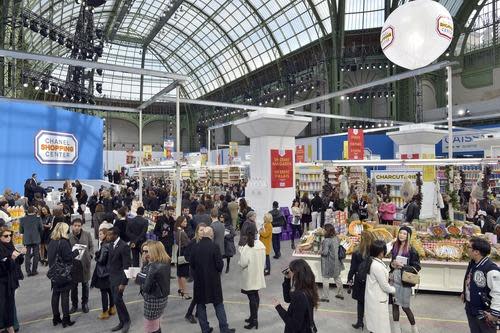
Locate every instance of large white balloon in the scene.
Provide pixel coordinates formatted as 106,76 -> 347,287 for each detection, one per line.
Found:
381,0 -> 454,70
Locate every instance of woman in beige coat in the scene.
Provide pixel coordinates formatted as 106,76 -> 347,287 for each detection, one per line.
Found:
365,240 -> 395,333
239,228 -> 266,330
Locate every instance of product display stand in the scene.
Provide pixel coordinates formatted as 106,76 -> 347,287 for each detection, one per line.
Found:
293,252 -> 467,293
235,109 -> 310,222
387,124 -> 447,219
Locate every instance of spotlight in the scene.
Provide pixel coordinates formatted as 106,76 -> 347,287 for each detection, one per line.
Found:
65,39 -> 73,49
57,34 -> 65,45
50,83 -> 57,94
21,14 -> 29,28
97,68 -> 103,76
40,24 -> 48,37
80,96 -> 87,104
21,73 -> 28,87
96,83 -> 102,94
30,21 -> 39,33
32,78 -> 40,90
41,79 -> 49,92
95,28 -> 103,39
49,30 -> 57,41
58,86 -> 64,96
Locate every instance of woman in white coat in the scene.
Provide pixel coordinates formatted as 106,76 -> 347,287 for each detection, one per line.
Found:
365,240 -> 396,333
239,228 -> 266,330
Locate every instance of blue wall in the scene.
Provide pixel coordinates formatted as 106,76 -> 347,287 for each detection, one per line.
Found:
321,133 -> 395,160
0,101 -> 103,193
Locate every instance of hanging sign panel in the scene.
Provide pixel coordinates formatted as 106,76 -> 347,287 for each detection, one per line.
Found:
348,128 -> 364,160
35,130 -> 78,165
295,145 -> 305,163
270,149 -> 293,188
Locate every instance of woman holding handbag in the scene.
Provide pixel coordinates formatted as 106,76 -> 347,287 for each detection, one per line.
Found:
175,215 -> 192,300
47,222 -> 79,328
136,241 -> 170,333
389,226 -> 421,333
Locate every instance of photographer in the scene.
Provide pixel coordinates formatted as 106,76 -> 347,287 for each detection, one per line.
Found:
462,237 -> 500,333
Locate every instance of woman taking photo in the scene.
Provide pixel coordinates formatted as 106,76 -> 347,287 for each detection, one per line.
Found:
0,226 -> 25,333
91,222 -> 115,320
175,215 -> 192,300
273,259 -> 319,333
39,205 -> 53,266
390,226 -> 421,333
347,231 -> 374,329
136,241 -> 170,333
319,224 -> 344,302
239,229 -> 266,329
222,213 -> 236,274
259,213 -> 273,276
365,240 -> 395,333
47,222 -> 79,327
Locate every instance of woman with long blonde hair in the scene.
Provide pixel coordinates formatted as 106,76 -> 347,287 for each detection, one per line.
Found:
184,223 -> 206,324
47,222 -> 79,327
136,241 -> 171,333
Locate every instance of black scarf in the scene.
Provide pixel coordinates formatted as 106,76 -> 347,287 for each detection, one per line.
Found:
0,240 -> 15,259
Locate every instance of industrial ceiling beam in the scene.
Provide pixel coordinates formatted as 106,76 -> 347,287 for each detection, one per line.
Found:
0,97 -> 138,113
142,0 -> 185,48
0,49 -> 189,81
138,81 -> 179,110
108,0 -> 134,41
284,61 -> 458,110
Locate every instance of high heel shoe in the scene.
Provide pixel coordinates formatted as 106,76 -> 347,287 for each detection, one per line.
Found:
178,289 -> 192,300
244,320 -> 258,330
352,322 -> 364,330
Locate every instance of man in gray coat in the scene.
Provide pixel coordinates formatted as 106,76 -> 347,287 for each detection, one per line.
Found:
19,205 -> 42,276
68,218 -> 94,314
210,208 -> 225,256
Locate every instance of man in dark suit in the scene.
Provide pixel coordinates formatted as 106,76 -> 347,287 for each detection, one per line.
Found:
24,173 -> 38,204
126,207 -> 148,267
19,205 -> 42,276
190,227 -> 235,333
106,227 -> 131,333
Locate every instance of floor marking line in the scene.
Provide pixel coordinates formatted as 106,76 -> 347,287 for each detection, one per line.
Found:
20,295 -> 467,326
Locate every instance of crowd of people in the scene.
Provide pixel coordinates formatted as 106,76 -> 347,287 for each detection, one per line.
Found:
0,175 -> 499,333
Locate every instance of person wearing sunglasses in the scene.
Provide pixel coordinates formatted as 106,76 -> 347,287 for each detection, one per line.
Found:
0,227 -> 26,333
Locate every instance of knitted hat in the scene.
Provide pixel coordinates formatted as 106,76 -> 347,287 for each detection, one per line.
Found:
99,221 -> 114,231
399,226 -> 412,238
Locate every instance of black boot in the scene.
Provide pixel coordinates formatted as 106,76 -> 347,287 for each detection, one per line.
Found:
62,315 -> 75,328
244,319 -> 258,330
52,315 -> 62,326
69,304 -> 77,314
351,322 -> 364,329
225,265 -> 230,274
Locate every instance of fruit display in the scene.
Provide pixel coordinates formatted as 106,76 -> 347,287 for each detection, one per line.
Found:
447,225 -> 461,237
424,242 -> 464,260
370,228 -> 394,243
428,224 -> 448,238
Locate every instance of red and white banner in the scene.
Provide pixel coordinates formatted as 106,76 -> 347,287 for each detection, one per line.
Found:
270,149 -> 293,188
295,145 -> 305,163
347,128 -> 364,160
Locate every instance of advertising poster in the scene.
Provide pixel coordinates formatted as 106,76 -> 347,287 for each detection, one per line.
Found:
229,141 -> 238,164
270,149 -> 293,188
348,128 -> 364,160
164,138 -> 174,159
35,130 -> 78,165
295,145 -> 305,163
143,144 -> 152,161
126,150 -> 135,165
200,147 -> 208,166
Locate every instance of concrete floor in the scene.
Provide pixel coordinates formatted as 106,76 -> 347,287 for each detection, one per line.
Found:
14,224 -> 470,333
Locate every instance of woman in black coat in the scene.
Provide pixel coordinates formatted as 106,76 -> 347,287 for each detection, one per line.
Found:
0,227 -> 25,333
347,231 -> 373,330
273,259 -> 319,333
47,222 -> 79,327
91,224 -> 114,320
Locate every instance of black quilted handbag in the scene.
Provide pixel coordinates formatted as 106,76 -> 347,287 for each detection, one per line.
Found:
47,253 -> 72,286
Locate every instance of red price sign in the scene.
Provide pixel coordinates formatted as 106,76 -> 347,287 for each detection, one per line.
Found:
348,128 -> 365,160
295,145 -> 305,163
270,149 -> 293,188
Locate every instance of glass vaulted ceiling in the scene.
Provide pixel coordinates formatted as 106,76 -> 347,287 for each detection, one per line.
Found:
24,0 -> 465,101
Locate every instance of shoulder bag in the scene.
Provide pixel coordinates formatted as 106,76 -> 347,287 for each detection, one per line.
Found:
401,265 -> 420,286
47,243 -> 73,286
177,231 -> 189,265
